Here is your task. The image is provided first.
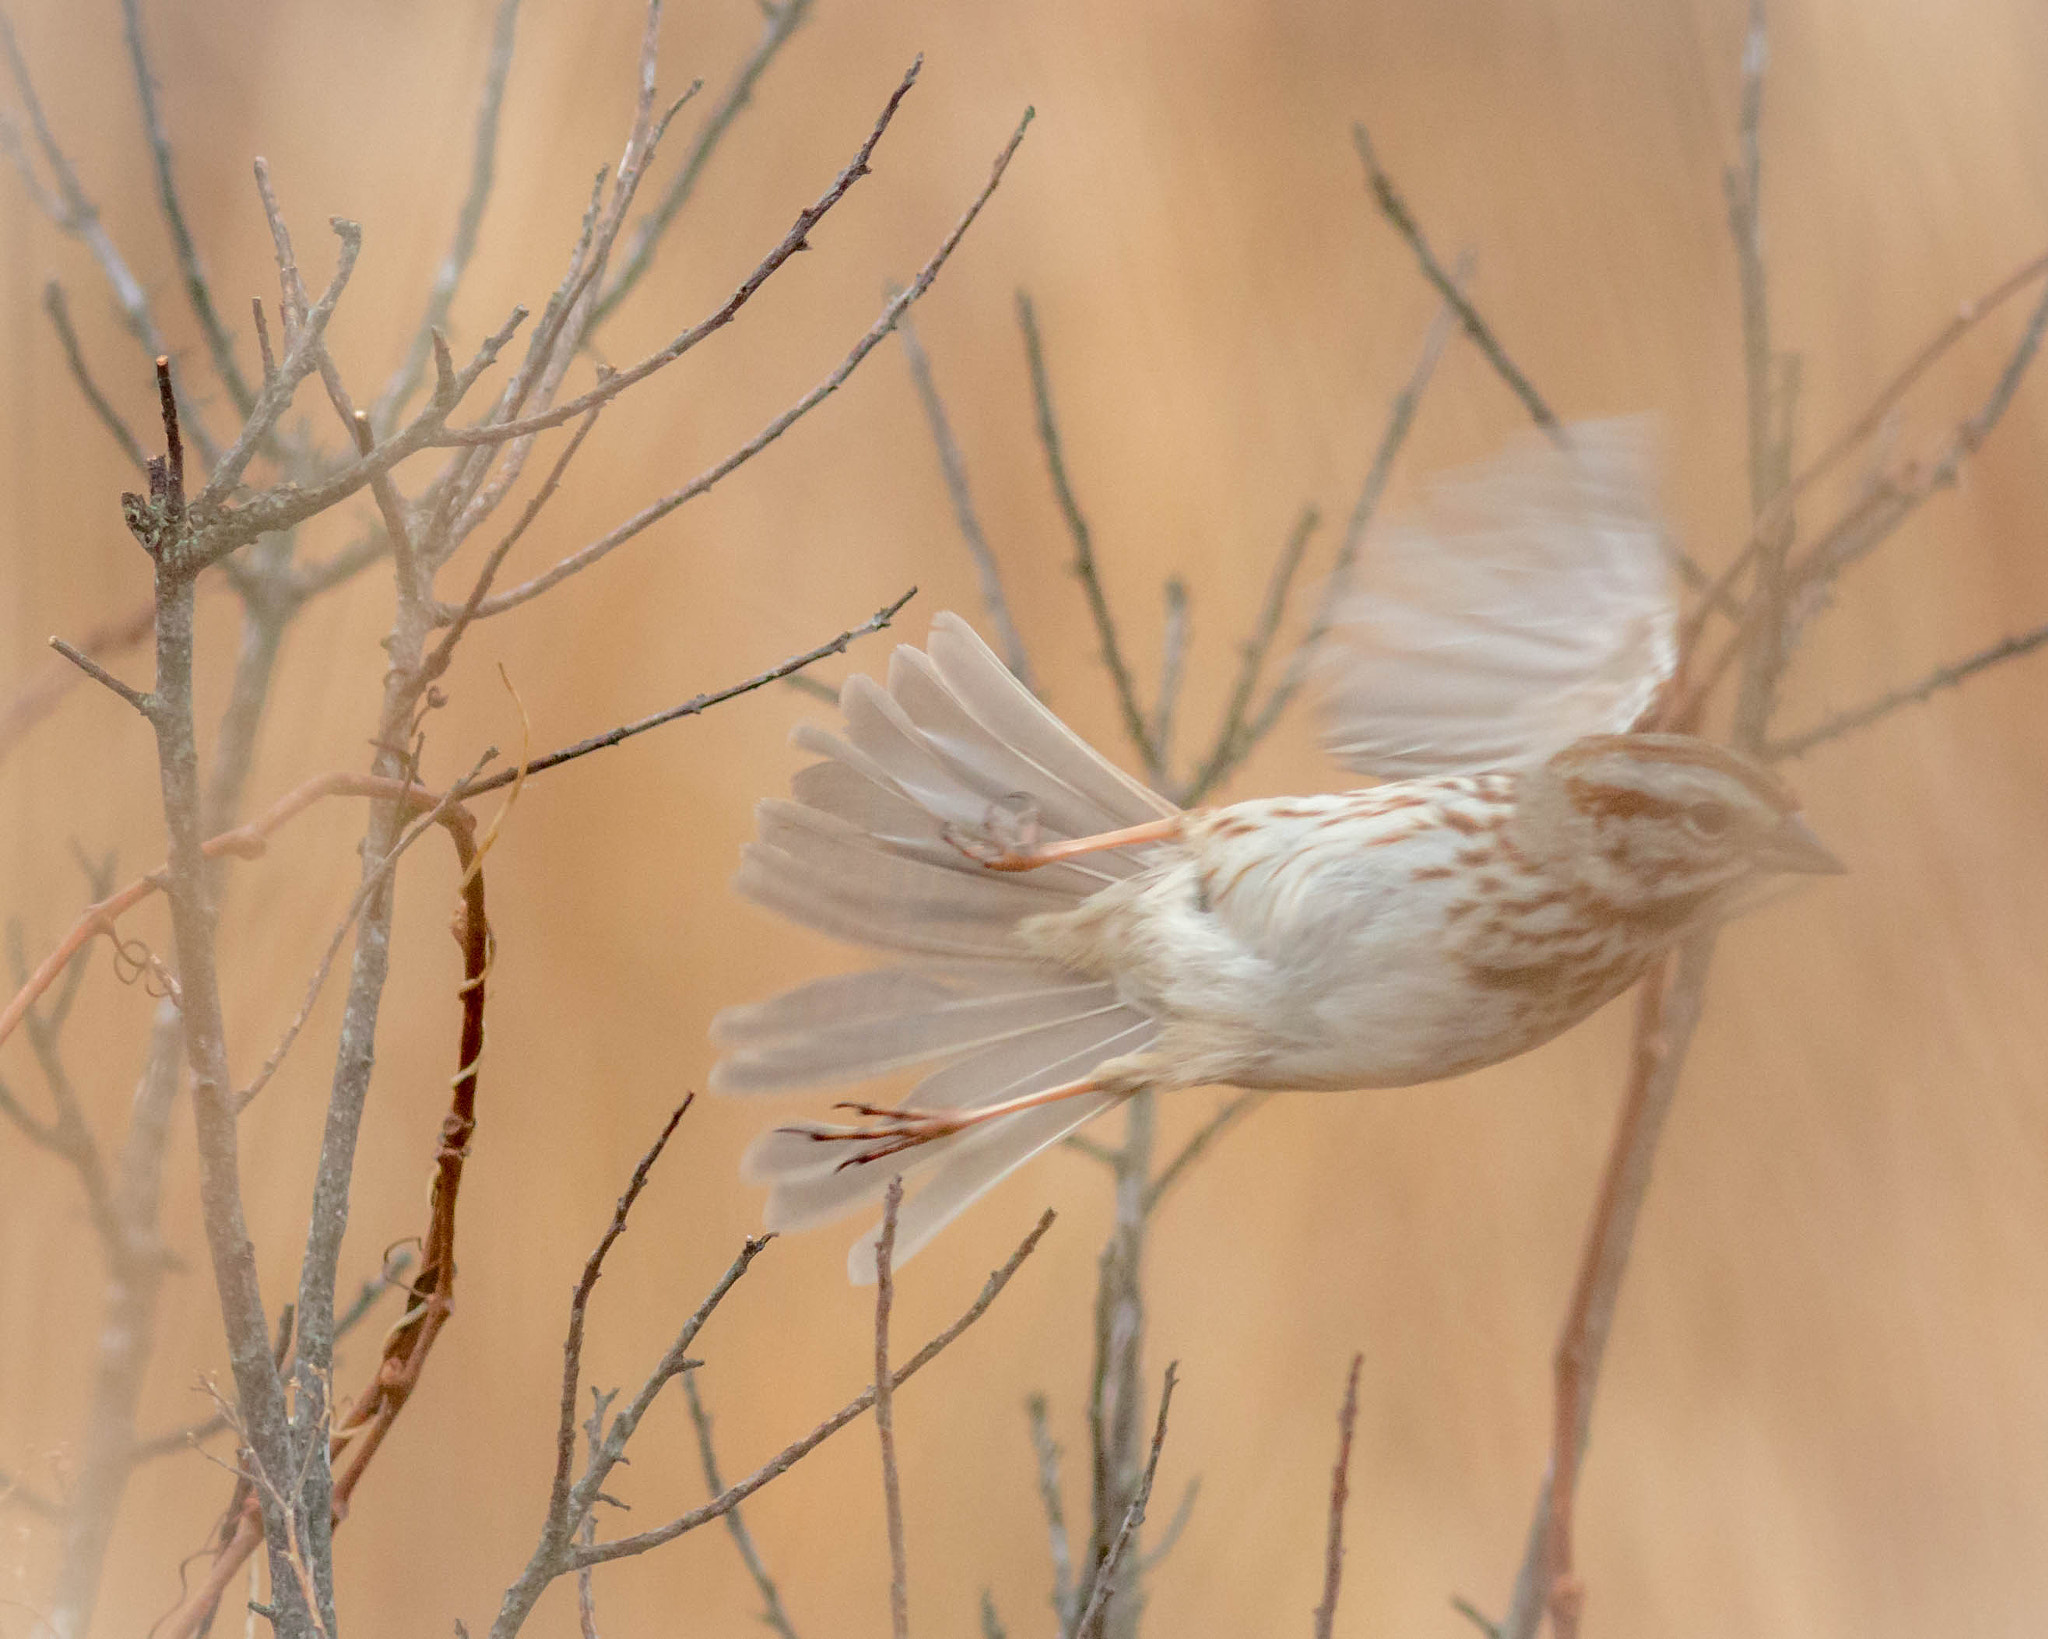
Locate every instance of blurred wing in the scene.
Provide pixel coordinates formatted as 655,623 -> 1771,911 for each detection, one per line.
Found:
1319,417 -> 1677,777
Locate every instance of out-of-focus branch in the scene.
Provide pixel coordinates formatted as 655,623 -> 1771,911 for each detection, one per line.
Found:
683,1375 -> 804,1639
0,10 -> 222,465
1072,1364 -> 1176,1639
375,0 -> 523,430
118,0 -> 255,417
1017,291 -> 1158,781
1185,507 -> 1318,802
1312,1355 -> 1364,1639
1789,275 -> 2048,591
1767,617 -> 2048,761
1215,284 -> 1461,791
1143,1093 -> 1268,1215
1028,1394 -> 1079,1631
897,303 -> 1035,690
1352,125 -> 1556,438
874,1178 -> 911,1639
1148,579 -> 1190,779
42,282 -> 148,469
593,0 -> 817,331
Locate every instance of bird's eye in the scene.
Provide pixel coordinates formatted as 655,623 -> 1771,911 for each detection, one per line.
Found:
1685,800 -> 1734,839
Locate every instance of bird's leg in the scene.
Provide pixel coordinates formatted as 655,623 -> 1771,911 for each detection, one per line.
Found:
781,1075 -> 1114,1168
945,814 -> 1182,873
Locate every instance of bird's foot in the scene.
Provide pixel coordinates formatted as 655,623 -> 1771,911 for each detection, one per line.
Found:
943,794 -> 1046,871
781,1102 -> 969,1169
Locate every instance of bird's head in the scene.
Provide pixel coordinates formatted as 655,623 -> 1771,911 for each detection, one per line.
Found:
1515,733 -> 1844,915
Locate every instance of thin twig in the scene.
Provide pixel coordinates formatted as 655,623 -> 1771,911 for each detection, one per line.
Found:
1187,507 -> 1319,801
1766,618 -> 2048,761
980,1592 -> 1009,1639
1072,1363 -> 1177,1639
48,637 -> 152,716
233,754 -> 495,1109
0,596 -> 160,767
1311,1355 -> 1364,1639
875,1177 -> 911,1639
1148,580 -> 1189,780
374,0 -> 523,429
896,303 -> 1034,689
460,587 -> 917,794
1144,1093 -> 1269,1215
129,1256 -> 412,1465
465,105 -> 1032,618
0,598 -> 913,1053
1351,125 -> 1557,437
119,0 -> 254,416
436,57 -> 923,451
1027,1394 -> 1078,1630
569,1209 -> 1056,1572
682,1375 -> 804,1639
593,0 -> 817,330
42,282 -> 148,469
549,1097 -> 698,1544
1016,291 -> 1157,777
1451,1595 -> 1502,1639
1221,285 -> 1462,787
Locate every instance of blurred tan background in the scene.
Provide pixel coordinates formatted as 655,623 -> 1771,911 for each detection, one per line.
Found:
6,0 -> 2048,1633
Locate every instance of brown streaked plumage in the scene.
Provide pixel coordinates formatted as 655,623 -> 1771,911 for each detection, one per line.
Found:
712,421 -> 1845,1280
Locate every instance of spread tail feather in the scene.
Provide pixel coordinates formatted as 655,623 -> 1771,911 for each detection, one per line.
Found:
713,613 -> 1175,1280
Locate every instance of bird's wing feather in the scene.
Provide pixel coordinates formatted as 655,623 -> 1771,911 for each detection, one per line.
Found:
1320,416 -> 1677,777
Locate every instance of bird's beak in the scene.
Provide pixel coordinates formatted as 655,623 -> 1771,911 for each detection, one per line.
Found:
1754,811 -> 1847,875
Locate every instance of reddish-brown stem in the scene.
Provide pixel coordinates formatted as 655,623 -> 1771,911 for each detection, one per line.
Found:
157,808 -> 490,1639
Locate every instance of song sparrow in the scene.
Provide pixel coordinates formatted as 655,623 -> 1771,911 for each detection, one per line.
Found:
712,421 -> 1843,1279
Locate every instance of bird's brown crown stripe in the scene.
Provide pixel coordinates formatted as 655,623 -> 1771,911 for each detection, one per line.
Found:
1552,733 -> 1797,814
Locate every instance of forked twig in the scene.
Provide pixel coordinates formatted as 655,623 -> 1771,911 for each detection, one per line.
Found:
1071,1364 -> 1177,1639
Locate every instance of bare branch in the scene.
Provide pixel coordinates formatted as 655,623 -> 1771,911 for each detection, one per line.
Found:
1311,1354 -> 1364,1639
48,636 -> 153,717
233,755 -> 496,1110
435,57 -> 923,451
1222,285 -> 1460,781
980,1592 -> 1009,1639
375,0 -> 523,429
191,206 -> 363,513
592,0 -> 817,330
1767,617 -> 2048,761
1148,580 -> 1189,779
896,303 -> 1034,689
463,587 -> 916,795
1352,124 -> 1557,437
572,1209 -> 1056,1571
0,595 -> 159,768
119,0 -> 255,416
1016,291 -> 1157,776
549,1098 -> 698,1541
42,281 -> 148,469
682,1375 -> 804,1639
1072,1363 -> 1177,1639
1790,274 -> 2048,590
0,9 -> 222,464
1499,941 -> 1716,1639
1186,507 -> 1319,802
1144,1093 -> 1269,1215
465,106 -> 1032,618
1027,1394 -> 1078,1631
874,1178 -> 911,1639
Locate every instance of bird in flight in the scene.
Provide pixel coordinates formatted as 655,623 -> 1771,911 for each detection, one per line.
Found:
711,420 -> 1843,1280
